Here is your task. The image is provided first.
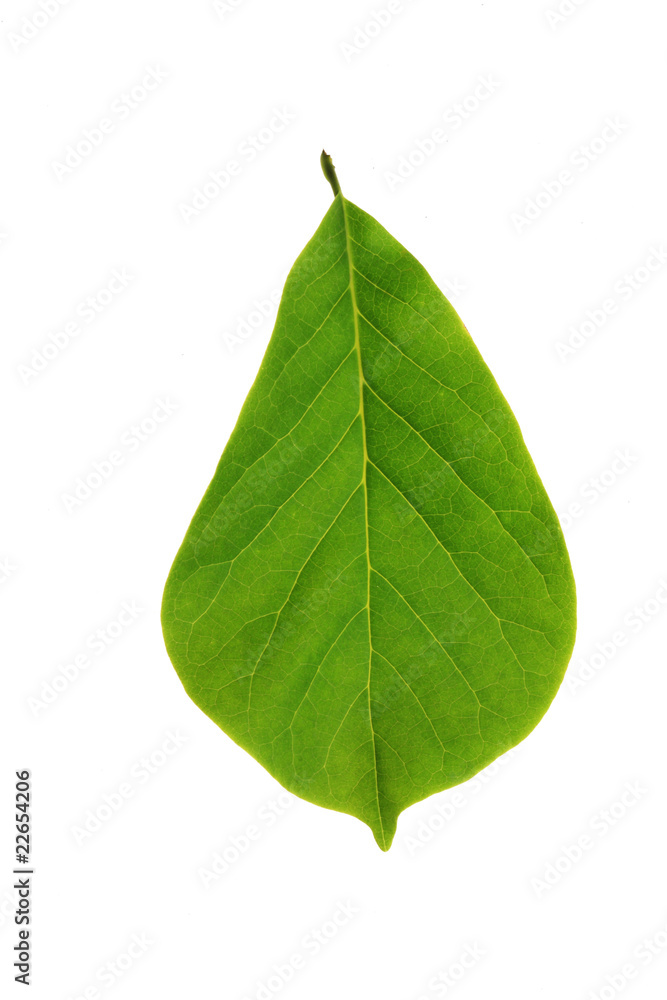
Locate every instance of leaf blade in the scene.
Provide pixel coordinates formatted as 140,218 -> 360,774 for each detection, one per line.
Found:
162,172 -> 576,850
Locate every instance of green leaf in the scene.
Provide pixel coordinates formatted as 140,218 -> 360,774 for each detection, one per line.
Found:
162,153 -> 576,850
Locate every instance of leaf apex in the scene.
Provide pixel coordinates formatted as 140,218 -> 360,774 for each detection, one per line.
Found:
370,816 -> 397,852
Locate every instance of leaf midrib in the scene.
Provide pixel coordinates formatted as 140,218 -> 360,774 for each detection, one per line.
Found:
340,193 -> 386,848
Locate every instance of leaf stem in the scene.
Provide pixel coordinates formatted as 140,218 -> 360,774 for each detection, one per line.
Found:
320,150 -> 341,197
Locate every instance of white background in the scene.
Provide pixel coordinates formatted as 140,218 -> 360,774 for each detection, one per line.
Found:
2,1 -> 667,998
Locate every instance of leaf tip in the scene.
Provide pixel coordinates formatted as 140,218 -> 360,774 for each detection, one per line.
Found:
370,818 -> 396,852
